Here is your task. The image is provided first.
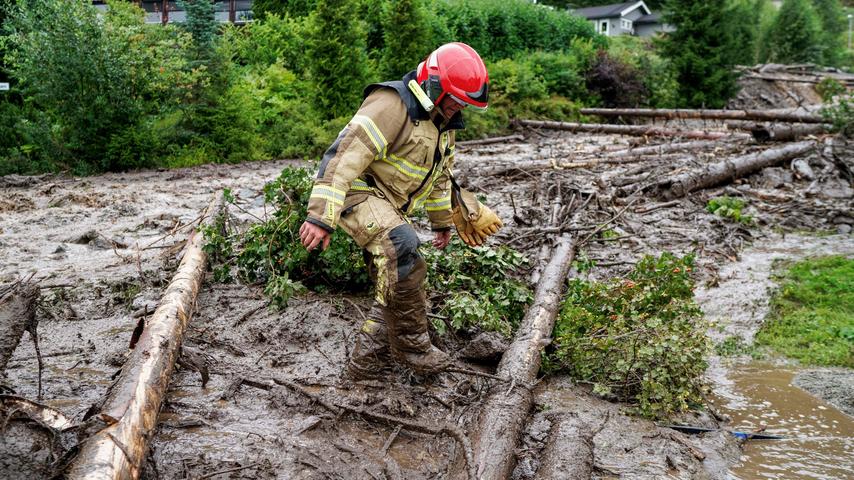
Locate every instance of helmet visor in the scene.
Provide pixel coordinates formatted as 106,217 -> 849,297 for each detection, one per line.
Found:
449,93 -> 487,111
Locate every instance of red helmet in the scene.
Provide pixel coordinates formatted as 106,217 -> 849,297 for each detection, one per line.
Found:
416,42 -> 489,110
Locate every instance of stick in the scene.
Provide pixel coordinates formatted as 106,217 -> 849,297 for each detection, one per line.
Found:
66,193 -> 225,480
579,107 -> 826,124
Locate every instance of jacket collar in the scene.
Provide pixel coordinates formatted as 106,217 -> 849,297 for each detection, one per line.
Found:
363,71 -> 466,131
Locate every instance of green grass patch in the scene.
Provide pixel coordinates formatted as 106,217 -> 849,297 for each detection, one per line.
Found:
755,256 -> 854,368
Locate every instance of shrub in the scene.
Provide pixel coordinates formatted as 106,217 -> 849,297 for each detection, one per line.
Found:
706,196 -> 753,225
764,0 -> 824,64
544,253 -> 711,418
378,0 -> 431,79
821,93 -> 854,137
585,49 -> 649,108
816,77 -> 846,102
423,238 -> 531,337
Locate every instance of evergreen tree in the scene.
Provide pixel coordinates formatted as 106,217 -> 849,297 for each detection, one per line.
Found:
812,0 -> 846,65
379,0 -> 430,79
729,0 -> 761,66
765,0 -> 823,64
178,0 -> 217,53
308,0 -> 371,119
253,0 -> 316,18
658,0 -> 742,108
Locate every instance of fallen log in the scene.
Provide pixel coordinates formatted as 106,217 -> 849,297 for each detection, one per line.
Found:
457,134 -> 525,147
65,193 -> 225,480
472,234 -> 576,479
514,119 -> 751,141
724,121 -> 829,142
535,414 -> 594,480
579,107 -> 826,124
0,282 -> 38,373
653,141 -> 816,200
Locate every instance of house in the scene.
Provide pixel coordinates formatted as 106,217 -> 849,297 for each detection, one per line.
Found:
92,0 -> 254,25
570,1 -> 669,37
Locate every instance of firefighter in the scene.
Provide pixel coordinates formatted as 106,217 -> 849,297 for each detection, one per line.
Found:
299,42 -> 502,379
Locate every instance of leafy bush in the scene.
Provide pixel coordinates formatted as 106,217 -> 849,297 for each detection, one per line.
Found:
821,93 -> 854,137
763,0 -> 824,64
585,49 -> 649,108
756,256 -> 854,367
423,238 -> 531,337
544,253 -> 711,418
378,0 -> 431,79
706,196 -> 753,225
816,77 -> 846,102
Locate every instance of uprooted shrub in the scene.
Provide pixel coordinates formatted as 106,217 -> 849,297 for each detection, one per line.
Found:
544,253 -> 711,418
203,166 -> 532,331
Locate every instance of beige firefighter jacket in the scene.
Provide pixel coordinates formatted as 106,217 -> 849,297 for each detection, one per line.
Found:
306,73 -> 463,234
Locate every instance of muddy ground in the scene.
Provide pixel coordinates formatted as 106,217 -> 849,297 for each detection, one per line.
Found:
2,79 -> 853,479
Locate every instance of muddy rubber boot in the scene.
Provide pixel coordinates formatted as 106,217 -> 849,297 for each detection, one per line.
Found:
384,258 -> 453,375
346,304 -> 393,380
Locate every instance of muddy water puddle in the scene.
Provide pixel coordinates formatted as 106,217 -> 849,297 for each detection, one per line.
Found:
710,363 -> 853,480
698,233 -> 854,480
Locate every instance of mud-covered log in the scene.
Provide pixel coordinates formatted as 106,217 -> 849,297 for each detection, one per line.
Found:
580,107 -> 826,124
66,193 -> 225,480
457,134 -> 525,147
654,141 -> 816,200
725,121 -> 830,142
535,414 -> 594,480
0,283 -> 38,373
514,119 -> 750,141
473,234 -> 576,480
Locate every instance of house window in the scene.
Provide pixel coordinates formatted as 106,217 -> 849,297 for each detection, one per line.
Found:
600,20 -> 608,34
621,19 -> 633,30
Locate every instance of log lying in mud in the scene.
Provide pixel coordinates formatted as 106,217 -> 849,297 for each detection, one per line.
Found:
653,141 -> 816,200
0,282 -> 38,373
457,134 -> 525,147
579,107 -> 826,124
66,193 -> 225,480
725,121 -> 830,142
472,234 -> 576,480
514,119 -> 751,141
536,414 -> 594,480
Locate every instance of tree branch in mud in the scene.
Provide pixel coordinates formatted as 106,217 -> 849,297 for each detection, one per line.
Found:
514,119 -> 752,141
724,121 -> 829,142
579,107 -> 826,124
472,235 -> 576,480
652,141 -> 817,200
65,193 -> 225,480
236,376 -> 478,480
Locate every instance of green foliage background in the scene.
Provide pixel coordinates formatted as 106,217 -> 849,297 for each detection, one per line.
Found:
0,0 -> 851,175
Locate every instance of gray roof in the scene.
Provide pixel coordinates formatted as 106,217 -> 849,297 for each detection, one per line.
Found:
635,12 -> 662,24
571,1 -> 649,20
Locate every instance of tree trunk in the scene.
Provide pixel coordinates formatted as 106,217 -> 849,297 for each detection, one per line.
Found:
65,193 -> 224,480
472,235 -> 576,480
653,141 -> 816,200
514,119 -> 750,141
535,414 -> 594,480
579,107 -> 826,124
724,121 -> 830,142
0,283 -> 38,374
457,134 -> 525,147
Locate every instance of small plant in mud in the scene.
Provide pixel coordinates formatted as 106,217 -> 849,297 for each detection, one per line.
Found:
706,196 -> 752,225
820,93 -> 854,138
422,238 -> 532,337
544,253 -> 711,418
204,167 -> 532,321
714,335 -> 756,357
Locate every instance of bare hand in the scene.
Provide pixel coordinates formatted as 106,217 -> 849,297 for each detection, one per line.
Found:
432,229 -> 452,249
299,221 -> 331,251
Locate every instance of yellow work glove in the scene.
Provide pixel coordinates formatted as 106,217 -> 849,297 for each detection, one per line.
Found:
451,187 -> 503,247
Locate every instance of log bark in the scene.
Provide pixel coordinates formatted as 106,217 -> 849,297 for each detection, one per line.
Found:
724,121 -> 829,142
66,193 -> 225,480
457,134 -> 525,147
472,234 -> 576,480
535,414 -> 594,480
514,119 -> 751,141
579,107 -> 826,124
0,283 -> 38,373
654,141 -> 816,200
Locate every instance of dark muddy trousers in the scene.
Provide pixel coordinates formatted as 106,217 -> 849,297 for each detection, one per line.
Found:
337,195 -> 441,376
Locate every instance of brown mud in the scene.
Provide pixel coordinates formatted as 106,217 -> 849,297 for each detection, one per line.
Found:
1,79 -> 853,478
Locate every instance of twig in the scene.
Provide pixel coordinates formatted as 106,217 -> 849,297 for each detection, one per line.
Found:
634,200 -> 681,214
232,302 -> 269,327
198,462 -> 261,479
340,297 -> 368,323
578,197 -> 640,247
381,424 -> 402,455
446,366 -> 509,383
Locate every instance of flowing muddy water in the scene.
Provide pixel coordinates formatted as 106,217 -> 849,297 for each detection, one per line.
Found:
696,233 -> 854,480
